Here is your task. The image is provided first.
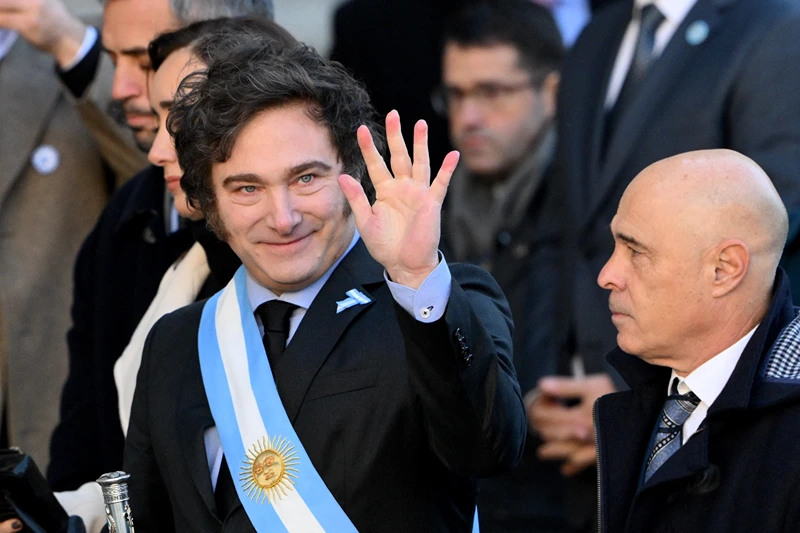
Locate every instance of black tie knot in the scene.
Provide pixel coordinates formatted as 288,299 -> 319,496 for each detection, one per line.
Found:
257,300 -> 298,333
640,4 -> 665,37
255,300 -> 298,364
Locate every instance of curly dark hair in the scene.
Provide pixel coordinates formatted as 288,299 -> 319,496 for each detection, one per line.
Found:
168,42 -> 386,236
148,16 -> 296,72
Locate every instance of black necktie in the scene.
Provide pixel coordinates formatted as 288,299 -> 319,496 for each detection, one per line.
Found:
255,300 -> 298,368
605,4 -> 666,144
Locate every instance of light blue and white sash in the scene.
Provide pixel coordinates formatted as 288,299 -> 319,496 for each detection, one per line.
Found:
198,266 -> 358,532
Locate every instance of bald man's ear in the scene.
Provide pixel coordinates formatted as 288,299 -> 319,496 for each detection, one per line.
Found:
710,240 -> 750,298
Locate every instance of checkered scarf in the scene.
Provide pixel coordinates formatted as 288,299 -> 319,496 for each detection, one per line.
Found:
764,307 -> 800,379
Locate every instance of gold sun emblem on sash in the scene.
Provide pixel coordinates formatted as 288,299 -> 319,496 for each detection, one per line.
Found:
240,435 -> 299,503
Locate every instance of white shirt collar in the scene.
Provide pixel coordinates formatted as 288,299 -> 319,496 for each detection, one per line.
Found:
634,0 -> 697,27
0,30 -> 18,63
246,229 -> 360,312
671,325 -> 759,406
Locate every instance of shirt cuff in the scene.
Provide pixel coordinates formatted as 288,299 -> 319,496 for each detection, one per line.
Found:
57,26 -> 101,99
62,26 -> 97,71
386,253 -> 452,323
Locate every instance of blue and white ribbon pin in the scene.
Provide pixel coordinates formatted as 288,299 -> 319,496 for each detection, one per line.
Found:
336,289 -> 371,314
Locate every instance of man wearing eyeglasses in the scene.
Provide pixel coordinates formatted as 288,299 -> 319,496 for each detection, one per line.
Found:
436,1 -> 569,532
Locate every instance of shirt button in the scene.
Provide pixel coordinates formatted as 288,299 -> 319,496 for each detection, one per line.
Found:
420,306 -> 433,319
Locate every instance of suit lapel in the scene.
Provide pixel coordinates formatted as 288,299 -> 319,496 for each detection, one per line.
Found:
0,40 -> 61,207
276,241 -> 385,423
582,1 -> 634,219
177,346 -> 218,517
597,387 -> 663,529
590,0 -> 732,221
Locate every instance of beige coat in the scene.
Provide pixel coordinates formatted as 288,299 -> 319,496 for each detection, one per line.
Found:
0,37 -> 143,470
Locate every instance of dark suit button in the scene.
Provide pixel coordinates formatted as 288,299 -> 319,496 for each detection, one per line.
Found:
496,230 -> 512,248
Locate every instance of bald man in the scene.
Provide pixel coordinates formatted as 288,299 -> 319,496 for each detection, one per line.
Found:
593,149 -> 800,533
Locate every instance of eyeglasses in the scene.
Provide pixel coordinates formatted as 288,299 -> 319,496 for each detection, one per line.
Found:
431,79 -> 537,116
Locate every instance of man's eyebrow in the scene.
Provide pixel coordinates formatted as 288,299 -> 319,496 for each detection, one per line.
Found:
287,160 -> 334,176
221,161 -> 336,187
222,173 -> 261,187
615,231 -> 649,251
102,45 -> 149,58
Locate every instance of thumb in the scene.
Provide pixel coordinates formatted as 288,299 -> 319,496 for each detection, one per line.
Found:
338,174 -> 372,229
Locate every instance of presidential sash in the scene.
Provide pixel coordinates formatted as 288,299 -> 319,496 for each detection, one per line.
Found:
198,266 -> 358,532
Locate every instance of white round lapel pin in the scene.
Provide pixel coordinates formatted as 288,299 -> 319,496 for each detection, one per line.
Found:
31,145 -> 60,175
685,20 -> 710,46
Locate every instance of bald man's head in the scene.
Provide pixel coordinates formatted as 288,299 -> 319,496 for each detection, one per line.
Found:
597,149 -> 788,373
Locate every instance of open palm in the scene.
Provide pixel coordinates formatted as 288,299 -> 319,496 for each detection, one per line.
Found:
338,110 -> 460,289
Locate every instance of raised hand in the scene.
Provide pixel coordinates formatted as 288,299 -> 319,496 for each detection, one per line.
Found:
338,110 -> 460,289
0,0 -> 87,68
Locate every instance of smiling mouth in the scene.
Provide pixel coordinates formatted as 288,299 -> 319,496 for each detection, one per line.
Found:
264,234 -> 311,248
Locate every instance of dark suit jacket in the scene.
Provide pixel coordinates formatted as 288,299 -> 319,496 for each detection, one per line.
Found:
124,241 -> 526,532
595,269 -> 800,532
557,0 -> 800,373
47,167 -> 194,491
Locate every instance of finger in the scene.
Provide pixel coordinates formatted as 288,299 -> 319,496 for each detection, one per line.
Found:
0,518 -> 23,533
0,12 -> 27,31
530,403 -> 592,442
528,395 -> 577,424
537,440 -> 582,461
562,445 -> 597,477
537,375 -> 591,401
356,125 -> 392,187
411,120 -> 430,185
337,174 -> 372,229
385,110 -> 412,179
538,373 -> 615,401
0,0 -> 30,11
537,421 -> 591,443
430,150 -> 460,204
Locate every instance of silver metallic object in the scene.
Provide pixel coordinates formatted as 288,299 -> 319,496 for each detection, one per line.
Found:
96,471 -> 135,533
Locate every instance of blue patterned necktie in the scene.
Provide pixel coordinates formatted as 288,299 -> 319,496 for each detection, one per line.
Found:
644,377 -> 701,482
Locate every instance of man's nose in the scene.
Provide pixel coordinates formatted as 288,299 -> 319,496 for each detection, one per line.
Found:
453,98 -> 484,128
111,64 -> 143,102
597,251 -> 625,291
267,190 -> 302,235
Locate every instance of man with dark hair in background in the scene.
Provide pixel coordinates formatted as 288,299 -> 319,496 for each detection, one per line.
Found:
125,40 -> 525,532
436,1 -> 570,531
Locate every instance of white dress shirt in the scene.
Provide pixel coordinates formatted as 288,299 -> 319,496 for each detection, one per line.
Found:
671,325 -> 758,444
605,0 -> 698,108
204,230 -> 454,488
0,30 -> 18,63
552,0 -> 591,48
